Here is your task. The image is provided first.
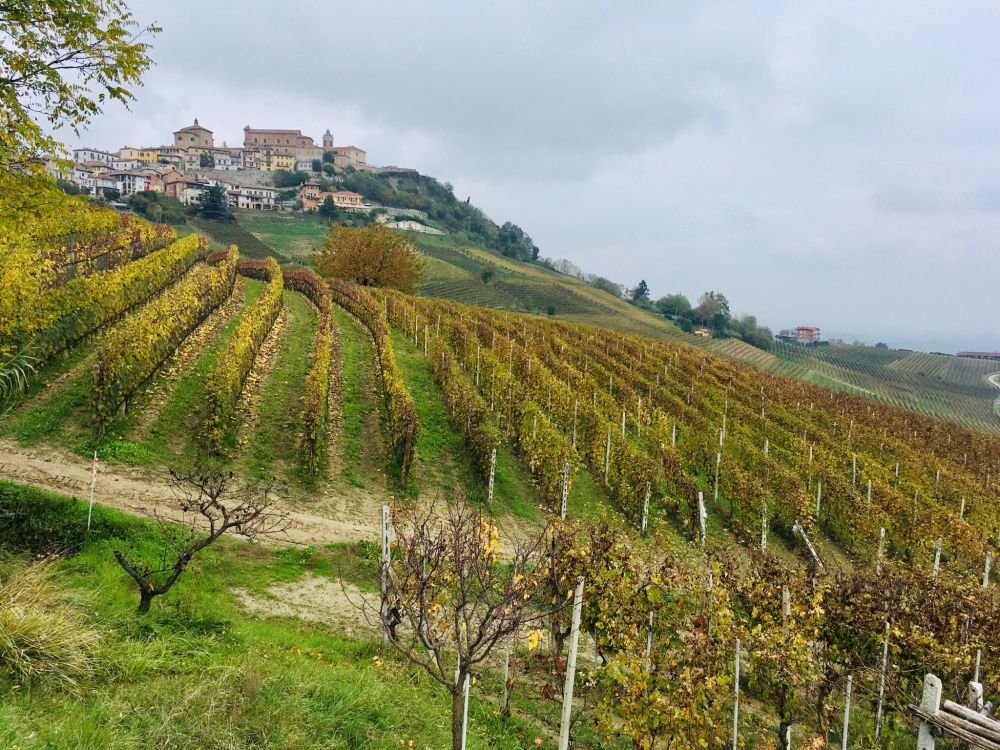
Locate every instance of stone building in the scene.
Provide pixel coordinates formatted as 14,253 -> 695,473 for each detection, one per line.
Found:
173,119 -> 214,150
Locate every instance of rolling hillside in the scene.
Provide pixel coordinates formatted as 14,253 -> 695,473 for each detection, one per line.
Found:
3,193 -> 1000,749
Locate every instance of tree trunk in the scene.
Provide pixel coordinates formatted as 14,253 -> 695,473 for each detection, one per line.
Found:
138,589 -> 154,614
451,686 -> 464,750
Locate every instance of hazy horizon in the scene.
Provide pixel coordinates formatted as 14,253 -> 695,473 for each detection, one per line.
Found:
68,1 -> 1000,354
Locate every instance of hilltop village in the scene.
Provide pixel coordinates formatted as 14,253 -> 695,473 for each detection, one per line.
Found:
50,120 -> 430,225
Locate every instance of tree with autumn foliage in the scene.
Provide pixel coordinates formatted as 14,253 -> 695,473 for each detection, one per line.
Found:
313,224 -> 422,292
358,498 -> 554,750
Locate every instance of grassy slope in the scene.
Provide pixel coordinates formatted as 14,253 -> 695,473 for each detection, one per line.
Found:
241,289 -> 318,483
0,482 -> 546,750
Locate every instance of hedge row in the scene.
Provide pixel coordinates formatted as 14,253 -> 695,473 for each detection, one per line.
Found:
202,257 -> 283,454
285,268 -> 341,475
93,245 -> 238,429
32,233 -> 208,367
327,279 -> 417,481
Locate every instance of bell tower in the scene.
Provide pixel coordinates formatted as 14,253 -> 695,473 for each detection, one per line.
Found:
323,128 -> 334,152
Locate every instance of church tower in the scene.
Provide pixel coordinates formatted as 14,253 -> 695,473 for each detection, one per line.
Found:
323,128 -> 334,152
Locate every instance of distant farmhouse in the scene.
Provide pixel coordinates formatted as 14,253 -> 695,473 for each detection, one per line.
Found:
778,326 -> 822,345
57,117 -> 383,208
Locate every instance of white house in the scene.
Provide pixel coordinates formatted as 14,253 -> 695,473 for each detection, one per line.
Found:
73,148 -> 116,165
105,170 -> 151,195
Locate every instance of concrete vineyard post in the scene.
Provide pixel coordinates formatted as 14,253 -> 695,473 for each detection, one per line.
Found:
488,447 -> 496,505
761,504 -> 768,552
875,621 -> 890,740
974,649 -> 982,684
867,479 -> 872,504
781,584 -> 790,635
381,505 -> 390,642
475,346 -> 480,386
933,538 -> 941,576
852,454 -> 857,485
714,451 -> 721,502
560,461 -> 570,520
644,608 -> 653,669
815,478 -> 823,519
733,637 -> 741,750
699,491 -> 707,546
877,527 -> 886,574
842,674 -> 853,750
621,409 -> 626,437
984,550 -> 992,590
916,673 -> 942,750
671,422 -> 677,447
641,481 -> 650,535
558,578 -> 585,750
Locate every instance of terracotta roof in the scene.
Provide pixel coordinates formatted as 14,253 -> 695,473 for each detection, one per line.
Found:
244,127 -> 304,135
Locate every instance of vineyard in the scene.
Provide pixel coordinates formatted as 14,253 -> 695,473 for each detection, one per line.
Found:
2,195 -> 999,749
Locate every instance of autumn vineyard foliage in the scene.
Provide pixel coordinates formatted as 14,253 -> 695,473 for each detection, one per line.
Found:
201,257 -> 283,454
4,192 -> 1000,747
94,244 -> 237,427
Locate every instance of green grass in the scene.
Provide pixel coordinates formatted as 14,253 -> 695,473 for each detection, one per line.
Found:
242,289 -> 318,482
0,481 -> 543,750
391,328 -> 477,498
112,278 -> 267,467
190,217 -> 291,263
330,305 -> 386,488
237,211 -> 328,262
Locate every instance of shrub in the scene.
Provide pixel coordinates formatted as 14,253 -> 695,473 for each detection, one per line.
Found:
0,557 -> 102,687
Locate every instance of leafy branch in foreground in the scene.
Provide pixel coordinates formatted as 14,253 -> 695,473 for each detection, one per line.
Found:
114,466 -> 289,614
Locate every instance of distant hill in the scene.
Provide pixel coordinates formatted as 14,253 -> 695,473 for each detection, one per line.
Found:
233,206 -> 1000,435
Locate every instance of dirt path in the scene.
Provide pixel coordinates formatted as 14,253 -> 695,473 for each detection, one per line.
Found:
0,438 -> 379,547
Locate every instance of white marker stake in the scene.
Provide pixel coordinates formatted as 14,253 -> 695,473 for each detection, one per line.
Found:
460,672 -> 471,750
875,620 -> 890,740
641,482 -> 651,535
877,528 -> 886,575
842,675 -> 853,750
699,491 -> 707,546
87,451 -> 98,530
671,422 -> 677,447
558,578 -> 585,750
381,505 -> 390,642
714,452 -> 721,502
733,638 -> 741,750
487,448 -> 497,505
560,462 -> 570,520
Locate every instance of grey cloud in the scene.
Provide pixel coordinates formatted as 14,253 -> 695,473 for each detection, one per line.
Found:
77,0 -> 1000,352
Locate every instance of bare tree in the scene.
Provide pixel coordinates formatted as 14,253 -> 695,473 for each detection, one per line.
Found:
358,498 -> 554,750
114,467 -> 289,614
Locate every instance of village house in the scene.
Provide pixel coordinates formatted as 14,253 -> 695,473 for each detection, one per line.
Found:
104,170 -> 153,196
297,182 -> 368,212
73,148 -> 117,165
118,147 -> 160,164
778,326 -> 822,344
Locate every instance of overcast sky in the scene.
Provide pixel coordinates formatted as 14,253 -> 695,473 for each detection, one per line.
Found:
74,1 -> 1000,353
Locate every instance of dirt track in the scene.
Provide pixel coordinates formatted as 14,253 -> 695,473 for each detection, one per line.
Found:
0,439 -> 380,547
